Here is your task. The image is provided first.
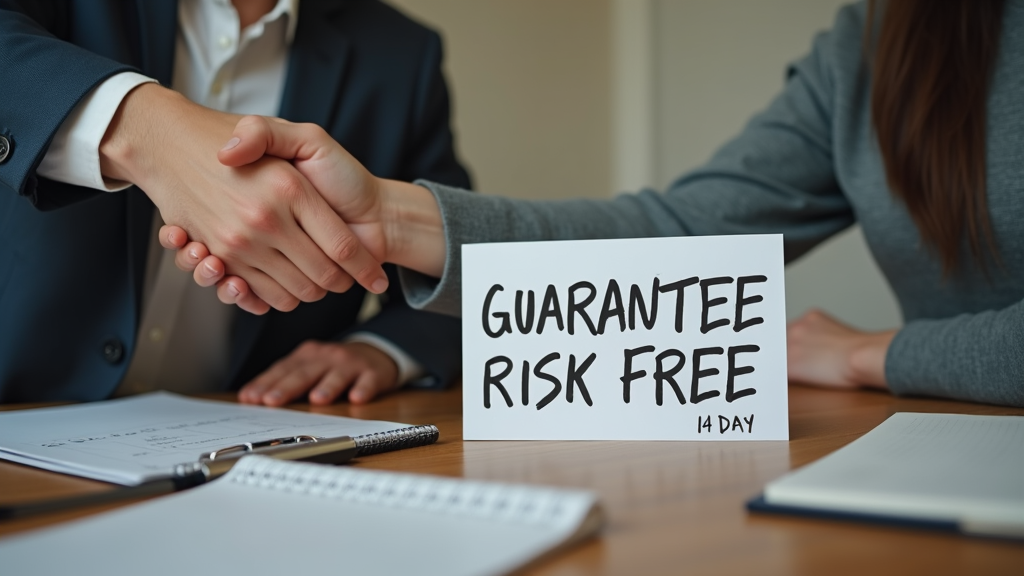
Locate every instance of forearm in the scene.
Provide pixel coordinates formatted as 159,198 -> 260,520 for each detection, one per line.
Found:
99,83 -> 238,192
379,178 -> 448,278
886,299 -> 1024,407
385,179 -> 692,317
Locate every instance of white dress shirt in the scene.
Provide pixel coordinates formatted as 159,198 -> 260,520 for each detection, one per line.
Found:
36,0 -> 422,395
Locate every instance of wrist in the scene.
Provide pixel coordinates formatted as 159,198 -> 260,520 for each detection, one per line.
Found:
846,330 -> 896,390
99,83 -> 188,186
379,178 -> 447,278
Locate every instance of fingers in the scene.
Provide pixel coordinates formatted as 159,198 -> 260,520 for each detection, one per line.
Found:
346,371 -> 381,405
219,115 -> 329,167
223,264 -> 301,312
236,341 -> 399,406
291,194 -> 389,294
160,225 -> 189,250
307,370 -> 353,405
159,229 -> 289,316
217,116 -> 390,295
269,175 -> 360,295
238,345 -> 328,406
216,277 -> 271,315
239,341 -> 353,406
175,242 -> 210,273
193,255 -> 224,287
257,249 -> 330,304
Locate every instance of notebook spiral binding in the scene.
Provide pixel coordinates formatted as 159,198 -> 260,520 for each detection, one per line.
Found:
352,424 -> 439,456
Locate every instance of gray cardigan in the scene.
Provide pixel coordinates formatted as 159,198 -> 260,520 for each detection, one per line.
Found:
399,1 -> 1024,407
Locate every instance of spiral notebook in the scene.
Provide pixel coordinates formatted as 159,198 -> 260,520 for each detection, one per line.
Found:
0,392 -> 425,485
0,456 -> 604,576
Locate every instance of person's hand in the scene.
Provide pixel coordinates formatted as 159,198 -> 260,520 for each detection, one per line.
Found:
238,341 -> 400,406
786,309 -> 895,390
99,84 -> 390,313
159,115 -> 448,310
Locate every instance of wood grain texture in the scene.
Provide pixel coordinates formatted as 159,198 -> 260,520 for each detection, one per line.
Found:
1,386 -> 1022,575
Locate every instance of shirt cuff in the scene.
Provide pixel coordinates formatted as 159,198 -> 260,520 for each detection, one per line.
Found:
37,72 -> 157,192
344,332 -> 426,386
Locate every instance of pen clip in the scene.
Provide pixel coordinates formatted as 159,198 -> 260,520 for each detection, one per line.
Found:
201,435 -> 320,461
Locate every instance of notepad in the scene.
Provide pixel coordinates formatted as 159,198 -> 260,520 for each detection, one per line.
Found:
749,413 -> 1024,539
0,392 -> 413,485
0,455 -> 603,576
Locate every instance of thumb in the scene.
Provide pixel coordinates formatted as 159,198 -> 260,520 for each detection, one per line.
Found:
217,115 -> 330,167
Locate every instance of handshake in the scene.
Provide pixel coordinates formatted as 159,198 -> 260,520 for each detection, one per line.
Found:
105,86 -> 449,316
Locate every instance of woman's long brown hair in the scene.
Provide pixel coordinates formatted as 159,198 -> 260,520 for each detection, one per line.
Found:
868,0 -> 1006,275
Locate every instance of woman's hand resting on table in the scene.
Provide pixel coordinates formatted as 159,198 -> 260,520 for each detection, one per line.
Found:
786,309 -> 896,391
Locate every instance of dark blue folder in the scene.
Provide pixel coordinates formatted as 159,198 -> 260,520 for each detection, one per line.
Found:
746,494 -> 1022,541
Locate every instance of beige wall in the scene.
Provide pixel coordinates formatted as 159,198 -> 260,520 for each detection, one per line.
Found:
389,0 -> 613,200
388,0 -> 902,331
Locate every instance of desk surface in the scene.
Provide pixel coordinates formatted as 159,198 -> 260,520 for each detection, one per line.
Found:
1,386 -> 1022,575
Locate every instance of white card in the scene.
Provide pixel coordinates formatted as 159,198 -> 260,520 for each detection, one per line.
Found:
462,235 -> 788,441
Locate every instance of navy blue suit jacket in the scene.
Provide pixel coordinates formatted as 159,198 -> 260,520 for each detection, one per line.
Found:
0,0 -> 471,402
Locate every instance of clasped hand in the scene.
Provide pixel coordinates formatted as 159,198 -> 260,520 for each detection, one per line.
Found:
158,112 -> 896,397
102,84 -> 390,315
157,114 -> 392,315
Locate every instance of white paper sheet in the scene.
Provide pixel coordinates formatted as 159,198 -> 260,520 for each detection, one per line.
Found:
0,392 -> 407,485
764,413 -> 1024,536
461,235 -> 789,440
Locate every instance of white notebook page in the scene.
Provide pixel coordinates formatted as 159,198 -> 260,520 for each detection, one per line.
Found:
0,456 -> 601,576
765,413 -> 1024,533
0,392 -> 408,484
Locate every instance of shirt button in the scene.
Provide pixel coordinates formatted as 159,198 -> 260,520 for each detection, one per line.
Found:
149,328 -> 164,342
211,80 -> 223,96
102,339 -> 125,364
0,135 -> 10,164
219,35 -> 232,49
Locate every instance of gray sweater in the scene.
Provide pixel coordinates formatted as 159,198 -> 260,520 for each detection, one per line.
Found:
399,2 -> 1024,407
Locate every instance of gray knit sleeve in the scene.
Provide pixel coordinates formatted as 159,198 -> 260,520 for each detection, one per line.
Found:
398,6 -> 862,316
886,299 -> 1024,407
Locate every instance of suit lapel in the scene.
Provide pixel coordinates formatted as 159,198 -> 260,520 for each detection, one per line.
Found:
278,1 -> 351,125
134,0 -> 179,85
228,2 -> 352,387
126,0 -> 178,318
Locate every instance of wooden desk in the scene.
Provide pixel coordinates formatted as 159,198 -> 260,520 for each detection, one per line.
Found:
1,386 -> 1022,575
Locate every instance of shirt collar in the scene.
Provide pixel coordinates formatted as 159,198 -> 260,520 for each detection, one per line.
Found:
267,0 -> 300,45
218,0 -> 298,45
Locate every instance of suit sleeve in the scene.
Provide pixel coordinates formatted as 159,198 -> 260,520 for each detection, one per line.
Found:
0,1 -> 137,209
340,30 -> 471,388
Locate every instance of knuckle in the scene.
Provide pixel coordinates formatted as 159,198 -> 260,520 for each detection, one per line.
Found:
241,205 -> 281,234
271,170 -> 307,203
238,114 -> 262,128
272,294 -> 300,312
331,233 -> 362,263
316,265 -> 349,291
352,262 -> 380,284
299,123 -> 327,141
221,230 -> 252,254
296,281 -> 327,303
